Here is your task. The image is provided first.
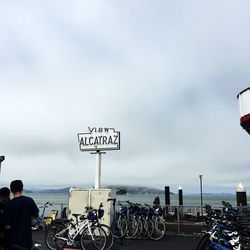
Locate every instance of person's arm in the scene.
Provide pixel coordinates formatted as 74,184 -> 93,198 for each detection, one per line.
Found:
2,204 -> 11,231
4,225 -> 11,230
30,198 -> 39,218
32,213 -> 39,219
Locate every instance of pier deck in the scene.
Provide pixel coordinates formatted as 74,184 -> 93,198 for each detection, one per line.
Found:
33,230 -> 200,250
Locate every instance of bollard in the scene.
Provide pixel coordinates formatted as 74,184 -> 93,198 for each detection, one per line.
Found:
178,186 -> 183,206
165,186 -> 170,205
236,182 -> 247,206
164,186 -> 170,217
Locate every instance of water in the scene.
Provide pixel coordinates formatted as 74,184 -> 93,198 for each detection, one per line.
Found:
23,191 -> 243,217
116,194 -> 238,207
24,192 -> 68,204
25,192 -> 240,207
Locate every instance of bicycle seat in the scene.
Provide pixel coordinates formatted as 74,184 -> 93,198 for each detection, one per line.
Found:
79,215 -> 86,220
72,213 -> 81,219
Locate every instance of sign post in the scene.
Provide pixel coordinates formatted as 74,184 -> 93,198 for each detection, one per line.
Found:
78,127 -> 120,189
91,150 -> 106,189
96,150 -> 101,189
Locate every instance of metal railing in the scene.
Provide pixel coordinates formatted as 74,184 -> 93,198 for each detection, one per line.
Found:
36,202 -> 68,218
164,205 -> 205,234
36,202 -> 227,235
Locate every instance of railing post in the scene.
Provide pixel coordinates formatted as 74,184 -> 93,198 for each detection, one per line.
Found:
60,203 -> 64,218
176,206 -> 180,234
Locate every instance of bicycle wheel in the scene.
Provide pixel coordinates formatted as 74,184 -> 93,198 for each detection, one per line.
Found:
81,225 -> 107,250
111,217 -> 127,239
196,234 -> 211,250
146,218 -> 155,239
134,219 -> 143,239
117,216 -> 128,238
150,218 -> 166,241
45,223 -> 67,250
125,217 -> 138,239
141,218 -> 154,239
99,224 -> 114,250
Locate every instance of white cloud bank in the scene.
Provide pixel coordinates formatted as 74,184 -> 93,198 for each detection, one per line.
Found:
0,0 -> 250,193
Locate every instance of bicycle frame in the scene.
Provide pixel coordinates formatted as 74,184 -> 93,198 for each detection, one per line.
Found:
107,198 -> 126,240
208,239 -> 240,250
32,201 -> 53,230
55,217 -> 94,245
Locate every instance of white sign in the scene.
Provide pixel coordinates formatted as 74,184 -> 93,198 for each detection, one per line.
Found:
78,127 -> 120,152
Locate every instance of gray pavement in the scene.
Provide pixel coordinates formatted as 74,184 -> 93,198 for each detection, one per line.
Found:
33,230 -> 200,250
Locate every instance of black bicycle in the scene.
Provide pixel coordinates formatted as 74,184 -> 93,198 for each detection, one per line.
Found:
107,198 -> 127,240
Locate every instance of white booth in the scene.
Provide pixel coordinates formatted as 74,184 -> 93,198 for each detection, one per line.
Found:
237,87 -> 250,135
68,188 -> 113,226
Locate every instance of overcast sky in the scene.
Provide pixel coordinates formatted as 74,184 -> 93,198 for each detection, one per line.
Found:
0,0 -> 250,193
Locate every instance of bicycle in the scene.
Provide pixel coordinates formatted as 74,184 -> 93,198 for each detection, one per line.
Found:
125,201 -> 142,239
149,205 -> 166,240
90,203 -> 114,250
196,202 -> 242,250
107,198 -> 127,240
123,201 -> 140,239
125,201 -> 154,240
141,204 -> 155,239
32,201 -> 54,231
45,208 -> 107,250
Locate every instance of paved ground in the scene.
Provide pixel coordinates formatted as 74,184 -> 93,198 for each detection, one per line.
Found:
33,230 -> 200,250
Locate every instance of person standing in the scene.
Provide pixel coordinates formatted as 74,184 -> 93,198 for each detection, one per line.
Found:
4,180 -> 39,250
0,187 -> 10,249
153,196 -> 160,208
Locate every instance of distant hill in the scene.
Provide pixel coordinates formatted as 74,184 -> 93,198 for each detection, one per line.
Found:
188,193 -> 234,196
25,185 -> 174,195
24,187 -> 71,194
106,185 -> 174,195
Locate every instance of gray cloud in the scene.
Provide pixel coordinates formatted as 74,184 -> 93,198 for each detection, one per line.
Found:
0,0 -> 250,193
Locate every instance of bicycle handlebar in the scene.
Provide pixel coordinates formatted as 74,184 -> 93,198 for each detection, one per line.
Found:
107,198 -> 116,202
44,202 -> 53,206
85,206 -> 93,211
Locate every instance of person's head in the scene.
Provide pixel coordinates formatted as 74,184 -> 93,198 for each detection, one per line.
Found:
10,180 -> 23,194
0,187 -> 10,203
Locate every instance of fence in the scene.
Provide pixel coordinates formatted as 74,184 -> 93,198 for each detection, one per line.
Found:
164,205 -> 205,234
37,202 -> 226,235
36,202 -> 68,218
